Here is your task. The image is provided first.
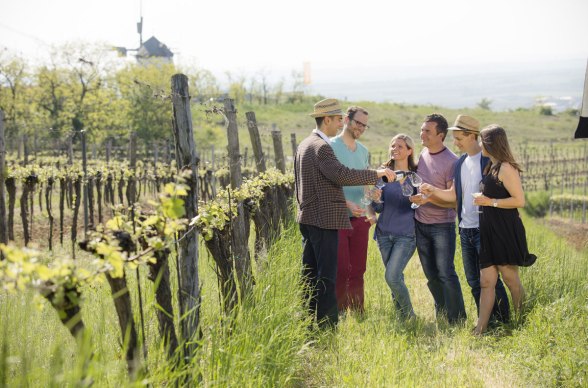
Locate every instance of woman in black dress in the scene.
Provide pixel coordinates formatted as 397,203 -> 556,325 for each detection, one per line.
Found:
473,125 -> 536,335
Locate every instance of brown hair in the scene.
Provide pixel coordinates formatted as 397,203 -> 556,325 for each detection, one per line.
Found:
480,125 -> 522,175
382,133 -> 418,172
346,106 -> 368,121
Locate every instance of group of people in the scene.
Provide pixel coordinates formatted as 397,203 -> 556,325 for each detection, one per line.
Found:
294,98 -> 536,334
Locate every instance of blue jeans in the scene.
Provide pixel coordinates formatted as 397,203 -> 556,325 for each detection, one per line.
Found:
460,227 -> 510,323
375,232 -> 417,319
415,221 -> 466,323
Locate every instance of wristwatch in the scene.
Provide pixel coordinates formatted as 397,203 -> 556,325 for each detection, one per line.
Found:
492,199 -> 498,208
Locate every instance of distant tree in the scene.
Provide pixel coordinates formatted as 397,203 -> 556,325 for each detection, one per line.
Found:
256,69 -> 270,105
477,98 -> 492,111
33,42 -> 120,145
225,72 -> 246,105
273,78 -> 284,105
247,76 -> 257,104
187,68 -> 220,101
115,62 -> 177,142
59,43 -> 122,143
35,65 -> 76,139
0,50 -> 30,139
288,70 -> 304,103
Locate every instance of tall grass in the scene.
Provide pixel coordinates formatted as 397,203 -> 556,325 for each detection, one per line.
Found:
0,214 -> 586,386
189,222 -> 310,386
301,213 -> 587,387
0,223 -> 312,386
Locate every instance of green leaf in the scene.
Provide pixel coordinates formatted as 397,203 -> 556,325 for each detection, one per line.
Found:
162,197 -> 185,219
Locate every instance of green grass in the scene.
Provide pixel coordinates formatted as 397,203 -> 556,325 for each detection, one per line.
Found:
311,212 -> 588,387
1,212 -> 587,387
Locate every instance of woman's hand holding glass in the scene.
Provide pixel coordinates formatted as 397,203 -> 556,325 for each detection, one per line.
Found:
472,181 -> 486,213
471,192 -> 484,213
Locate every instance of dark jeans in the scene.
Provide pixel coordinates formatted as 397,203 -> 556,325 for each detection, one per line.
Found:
299,223 -> 339,328
415,220 -> 466,323
459,227 -> 510,323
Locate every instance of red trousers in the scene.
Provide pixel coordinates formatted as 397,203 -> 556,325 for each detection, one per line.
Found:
336,216 -> 371,312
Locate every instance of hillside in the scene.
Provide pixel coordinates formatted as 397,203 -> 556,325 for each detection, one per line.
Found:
196,100 -> 584,165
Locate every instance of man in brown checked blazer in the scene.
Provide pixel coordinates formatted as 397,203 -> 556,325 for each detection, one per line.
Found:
295,98 -> 397,328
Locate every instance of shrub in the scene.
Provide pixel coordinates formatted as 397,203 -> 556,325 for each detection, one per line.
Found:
563,108 -> 579,117
538,105 -> 553,116
525,191 -> 550,217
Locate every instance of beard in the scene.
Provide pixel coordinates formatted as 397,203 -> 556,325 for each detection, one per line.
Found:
349,127 -> 362,140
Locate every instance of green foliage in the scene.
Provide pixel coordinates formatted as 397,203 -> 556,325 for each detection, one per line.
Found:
550,194 -> 588,207
563,108 -> 579,117
0,51 -> 30,138
35,65 -> 77,136
187,67 -> 221,98
538,105 -> 553,116
477,97 -> 492,110
225,72 -> 247,104
548,194 -> 588,222
194,168 -> 293,240
524,191 -> 550,217
115,63 -> 177,141
0,180 -> 188,319
193,120 -> 223,150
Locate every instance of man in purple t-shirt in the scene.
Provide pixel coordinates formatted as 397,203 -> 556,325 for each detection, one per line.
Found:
409,113 -> 466,324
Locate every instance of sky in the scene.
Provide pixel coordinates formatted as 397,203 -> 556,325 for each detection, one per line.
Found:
1,0 -> 587,106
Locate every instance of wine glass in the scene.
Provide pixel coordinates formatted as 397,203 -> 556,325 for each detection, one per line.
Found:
408,172 -> 426,209
400,179 -> 414,197
375,178 -> 386,190
360,186 -> 373,211
372,178 -> 386,204
472,181 -> 484,213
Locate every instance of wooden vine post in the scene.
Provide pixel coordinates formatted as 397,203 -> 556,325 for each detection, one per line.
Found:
0,110 -> 7,247
106,137 -> 112,164
271,128 -> 286,173
290,133 -> 297,164
126,131 -> 148,363
81,128 -> 89,240
224,99 -> 252,289
170,74 -> 201,355
245,111 -> 266,173
127,131 -> 138,208
22,134 -> 28,166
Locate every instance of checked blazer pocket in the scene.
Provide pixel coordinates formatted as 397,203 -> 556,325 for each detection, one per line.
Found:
299,192 -> 318,209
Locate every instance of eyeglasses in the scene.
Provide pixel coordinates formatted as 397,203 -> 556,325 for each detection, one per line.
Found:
353,119 -> 369,129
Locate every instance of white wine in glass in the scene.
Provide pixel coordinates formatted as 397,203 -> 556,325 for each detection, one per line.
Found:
472,192 -> 483,213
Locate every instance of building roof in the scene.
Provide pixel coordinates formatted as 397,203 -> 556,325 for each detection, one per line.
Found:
137,36 -> 174,59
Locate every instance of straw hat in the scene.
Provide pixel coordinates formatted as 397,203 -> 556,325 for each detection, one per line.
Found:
448,114 -> 480,134
309,98 -> 343,117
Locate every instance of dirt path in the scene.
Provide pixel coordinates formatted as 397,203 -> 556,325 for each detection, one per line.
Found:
543,217 -> 588,251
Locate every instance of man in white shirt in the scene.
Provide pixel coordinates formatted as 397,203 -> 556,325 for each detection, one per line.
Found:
421,115 -> 510,324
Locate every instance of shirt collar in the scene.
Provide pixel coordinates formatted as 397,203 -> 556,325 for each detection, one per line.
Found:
312,128 -> 331,144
